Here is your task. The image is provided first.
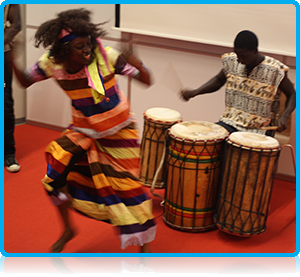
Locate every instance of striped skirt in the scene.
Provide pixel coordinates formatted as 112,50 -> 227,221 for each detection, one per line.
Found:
41,123 -> 156,249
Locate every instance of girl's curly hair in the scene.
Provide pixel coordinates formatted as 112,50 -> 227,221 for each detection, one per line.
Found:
34,8 -> 107,64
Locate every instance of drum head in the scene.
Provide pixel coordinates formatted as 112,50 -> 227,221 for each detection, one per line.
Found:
145,107 -> 182,122
228,132 -> 280,149
169,121 -> 229,141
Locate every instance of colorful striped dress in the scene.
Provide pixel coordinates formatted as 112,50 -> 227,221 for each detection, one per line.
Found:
26,38 -> 156,249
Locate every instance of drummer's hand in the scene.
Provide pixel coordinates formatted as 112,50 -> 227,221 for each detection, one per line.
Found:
180,89 -> 196,101
277,114 -> 289,132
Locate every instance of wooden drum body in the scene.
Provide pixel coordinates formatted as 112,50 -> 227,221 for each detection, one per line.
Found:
214,132 -> 281,236
140,107 -> 182,188
163,121 -> 229,232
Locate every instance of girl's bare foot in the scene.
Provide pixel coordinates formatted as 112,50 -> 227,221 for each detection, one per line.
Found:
51,227 -> 75,253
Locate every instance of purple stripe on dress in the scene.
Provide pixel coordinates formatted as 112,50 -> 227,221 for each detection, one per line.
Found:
119,219 -> 156,235
105,86 -> 117,97
72,97 -> 95,107
97,138 -> 139,148
72,88 -> 116,107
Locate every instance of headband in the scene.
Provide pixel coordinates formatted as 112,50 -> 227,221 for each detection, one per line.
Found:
59,28 -> 78,43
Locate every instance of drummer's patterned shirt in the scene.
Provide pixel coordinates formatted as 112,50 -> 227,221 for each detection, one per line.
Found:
220,52 -> 289,134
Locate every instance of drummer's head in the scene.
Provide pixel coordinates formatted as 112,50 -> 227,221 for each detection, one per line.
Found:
233,30 -> 259,66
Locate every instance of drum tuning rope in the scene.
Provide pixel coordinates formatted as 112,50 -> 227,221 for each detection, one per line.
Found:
150,131 -> 170,203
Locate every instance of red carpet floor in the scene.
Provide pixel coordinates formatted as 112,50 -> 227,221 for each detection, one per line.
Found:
3,124 -> 296,254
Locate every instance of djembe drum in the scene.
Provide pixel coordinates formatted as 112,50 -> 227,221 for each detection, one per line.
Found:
140,107 -> 182,188
214,132 -> 281,236
163,121 -> 229,232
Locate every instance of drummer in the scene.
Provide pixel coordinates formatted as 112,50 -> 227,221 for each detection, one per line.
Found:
180,30 -> 296,137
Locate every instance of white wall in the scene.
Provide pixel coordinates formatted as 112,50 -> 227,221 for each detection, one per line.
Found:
120,4 -> 296,56
17,4 -> 296,177
25,27 -> 72,127
26,4 -> 119,38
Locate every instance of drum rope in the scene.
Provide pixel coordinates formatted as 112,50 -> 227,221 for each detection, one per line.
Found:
215,142 -> 281,235
140,118 -> 175,187
150,130 -> 169,204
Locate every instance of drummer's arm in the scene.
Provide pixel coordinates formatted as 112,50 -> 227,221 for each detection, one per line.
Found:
277,73 -> 296,132
181,69 -> 227,101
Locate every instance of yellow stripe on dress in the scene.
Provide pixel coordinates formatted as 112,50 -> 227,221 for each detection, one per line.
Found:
108,176 -> 143,191
64,88 -> 93,100
41,175 -> 55,192
87,147 -> 140,177
72,199 -> 148,225
91,173 -> 142,190
71,199 -> 109,221
127,199 -> 155,223
45,141 -> 73,166
94,143 -> 140,160
106,200 -> 154,226
107,128 -> 140,140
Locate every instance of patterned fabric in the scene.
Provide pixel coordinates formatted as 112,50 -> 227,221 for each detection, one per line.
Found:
27,39 -> 157,249
42,125 -> 156,249
220,52 -> 288,134
27,39 -> 138,138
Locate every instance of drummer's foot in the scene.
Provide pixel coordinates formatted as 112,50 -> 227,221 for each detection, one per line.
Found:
51,227 -> 76,253
140,243 -> 151,253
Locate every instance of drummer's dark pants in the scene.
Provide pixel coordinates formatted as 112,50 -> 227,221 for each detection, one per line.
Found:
215,121 -> 237,134
4,51 -> 16,159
